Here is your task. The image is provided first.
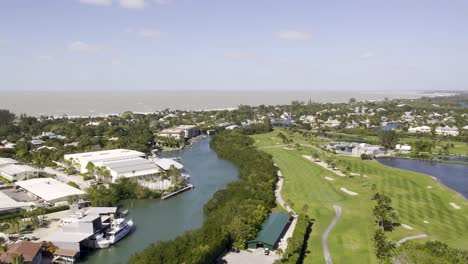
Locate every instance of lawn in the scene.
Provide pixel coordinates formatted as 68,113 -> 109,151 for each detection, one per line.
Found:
251,131 -> 468,264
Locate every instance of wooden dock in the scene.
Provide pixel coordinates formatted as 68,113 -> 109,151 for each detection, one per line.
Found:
161,184 -> 194,200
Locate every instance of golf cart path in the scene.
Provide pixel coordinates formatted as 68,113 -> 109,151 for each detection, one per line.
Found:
322,205 -> 342,264
396,234 -> 428,245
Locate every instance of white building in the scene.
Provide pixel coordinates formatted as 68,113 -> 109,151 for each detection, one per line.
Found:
323,119 -> 341,128
64,149 -> 161,183
153,158 -> 183,171
408,126 -> 431,134
0,158 -> 40,182
15,178 -> 85,206
352,143 -> 385,157
158,125 -> 200,139
64,149 -> 146,173
0,191 -> 34,215
395,144 -> 412,153
435,126 -> 459,136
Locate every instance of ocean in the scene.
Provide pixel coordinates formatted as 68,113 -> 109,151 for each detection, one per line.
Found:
0,90 -> 434,117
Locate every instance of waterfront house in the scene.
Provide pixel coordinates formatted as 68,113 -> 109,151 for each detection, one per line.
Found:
158,125 -> 200,139
408,126 -> 431,134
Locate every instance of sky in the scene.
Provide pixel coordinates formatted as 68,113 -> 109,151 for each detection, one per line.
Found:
0,0 -> 467,91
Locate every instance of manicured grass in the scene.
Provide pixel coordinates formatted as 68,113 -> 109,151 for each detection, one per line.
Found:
251,131 -> 468,264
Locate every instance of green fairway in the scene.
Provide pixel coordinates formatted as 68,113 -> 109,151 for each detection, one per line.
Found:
251,131 -> 468,264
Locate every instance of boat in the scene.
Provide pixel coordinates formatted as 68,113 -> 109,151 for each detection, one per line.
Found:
93,233 -> 111,249
106,218 -> 134,244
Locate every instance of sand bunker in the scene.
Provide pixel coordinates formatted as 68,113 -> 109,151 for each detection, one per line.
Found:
350,173 -> 360,176
324,177 -> 335,181
283,147 -> 294,150
401,224 -> 414,230
340,187 -> 359,196
427,186 -> 433,189
277,171 -> 283,177
423,220 -> 429,224
450,203 -> 461,209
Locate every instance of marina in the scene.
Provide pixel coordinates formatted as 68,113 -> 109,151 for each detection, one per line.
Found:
82,137 -> 239,264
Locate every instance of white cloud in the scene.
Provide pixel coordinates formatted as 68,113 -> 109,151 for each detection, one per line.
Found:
276,31 -> 311,41
138,29 -> 161,38
111,59 -> 121,65
79,0 -> 112,6
67,41 -> 110,52
37,55 -> 53,60
154,0 -> 171,4
360,51 -> 375,59
119,0 -> 146,9
224,51 -> 255,60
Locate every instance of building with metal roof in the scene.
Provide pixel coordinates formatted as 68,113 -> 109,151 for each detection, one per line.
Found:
15,178 -> 86,205
0,191 -> 34,215
64,149 -> 146,173
0,164 -> 40,182
97,158 -> 160,183
153,158 -> 183,171
247,212 -> 291,250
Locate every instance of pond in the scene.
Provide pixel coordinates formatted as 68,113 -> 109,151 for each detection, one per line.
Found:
376,157 -> 468,199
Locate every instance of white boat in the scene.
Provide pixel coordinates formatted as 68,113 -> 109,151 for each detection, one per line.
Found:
94,233 -> 111,249
106,218 -> 134,244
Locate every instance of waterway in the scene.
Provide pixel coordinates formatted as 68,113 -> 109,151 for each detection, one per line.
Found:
376,157 -> 468,199
82,137 -> 239,263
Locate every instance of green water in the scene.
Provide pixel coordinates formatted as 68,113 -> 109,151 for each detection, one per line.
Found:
82,137 -> 239,263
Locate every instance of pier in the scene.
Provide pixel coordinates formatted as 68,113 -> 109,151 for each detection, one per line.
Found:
161,184 -> 194,200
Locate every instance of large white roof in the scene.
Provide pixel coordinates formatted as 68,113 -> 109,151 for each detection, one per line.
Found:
99,158 -> 160,177
15,178 -> 85,202
64,149 -> 145,163
0,191 -> 34,211
0,164 -> 38,175
153,158 -> 183,171
0,158 -> 18,166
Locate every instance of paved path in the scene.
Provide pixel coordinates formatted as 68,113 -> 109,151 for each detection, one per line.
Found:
322,205 -> 342,264
275,170 -> 298,256
396,234 -> 428,246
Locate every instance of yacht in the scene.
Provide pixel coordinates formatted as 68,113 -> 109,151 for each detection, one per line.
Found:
106,218 -> 134,244
94,232 -> 111,249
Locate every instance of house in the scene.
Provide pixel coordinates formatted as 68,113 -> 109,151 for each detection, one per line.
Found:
323,119 -> 341,128
0,241 -> 43,264
395,144 -> 412,153
352,143 -> 386,157
408,126 -> 431,134
158,125 -> 199,139
435,126 -> 459,136
30,140 -> 45,146
53,248 -> 80,264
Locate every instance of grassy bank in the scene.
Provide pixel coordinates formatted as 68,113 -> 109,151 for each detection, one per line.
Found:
251,131 -> 468,264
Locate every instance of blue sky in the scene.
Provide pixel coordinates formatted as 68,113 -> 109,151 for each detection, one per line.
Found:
0,0 -> 467,91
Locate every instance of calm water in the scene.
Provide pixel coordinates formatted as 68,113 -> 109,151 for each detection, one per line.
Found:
376,122 -> 400,131
0,90 -> 427,117
376,158 -> 468,199
82,137 -> 239,264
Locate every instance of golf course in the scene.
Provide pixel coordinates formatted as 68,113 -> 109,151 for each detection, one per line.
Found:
251,130 -> 468,264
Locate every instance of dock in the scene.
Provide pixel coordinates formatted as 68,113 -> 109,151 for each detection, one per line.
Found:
161,184 -> 194,200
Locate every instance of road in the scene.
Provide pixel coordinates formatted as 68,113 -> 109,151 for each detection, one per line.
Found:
43,167 -> 90,189
322,205 -> 342,264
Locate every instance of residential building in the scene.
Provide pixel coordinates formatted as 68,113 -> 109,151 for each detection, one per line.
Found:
0,158 -> 39,182
158,125 -> 199,139
408,126 -> 431,133
395,144 -> 412,153
323,119 -> 341,128
0,241 -> 43,264
435,126 -> 459,136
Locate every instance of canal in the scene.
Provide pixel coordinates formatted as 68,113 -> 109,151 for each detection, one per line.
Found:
376,157 -> 468,199
82,137 -> 239,263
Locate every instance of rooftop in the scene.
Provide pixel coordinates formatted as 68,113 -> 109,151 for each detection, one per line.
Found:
0,164 -> 38,175
0,241 -> 43,263
15,178 -> 85,202
153,158 -> 183,171
100,158 -> 160,174
0,191 -> 34,211
43,231 -> 92,243
64,149 -> 145,163
248,212 -> 290,247
0,157 -> 18,165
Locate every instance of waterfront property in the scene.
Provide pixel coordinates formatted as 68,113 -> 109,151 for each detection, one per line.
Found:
15,178 -> 86,206
247,212 -> 291,250
64,149 -> 147,174
158,125 -> 200,139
